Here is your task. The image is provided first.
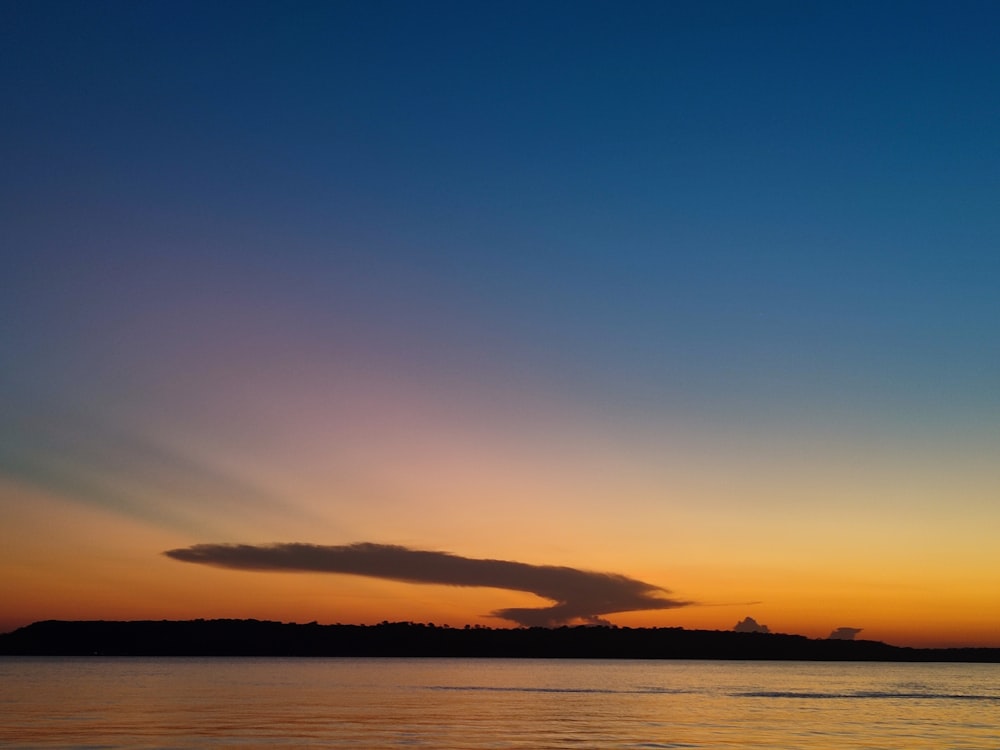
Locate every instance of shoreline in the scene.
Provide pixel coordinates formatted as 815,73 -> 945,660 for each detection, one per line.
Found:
4,620 -> 999,662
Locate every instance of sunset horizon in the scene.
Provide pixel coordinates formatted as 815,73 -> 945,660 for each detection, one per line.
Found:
3,1 -> 999,653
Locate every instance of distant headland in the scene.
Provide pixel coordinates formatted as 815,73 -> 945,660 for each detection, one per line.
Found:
2,620 -> 999,662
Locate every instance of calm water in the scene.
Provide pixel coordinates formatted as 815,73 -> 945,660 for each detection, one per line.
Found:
2,658 -> 999,748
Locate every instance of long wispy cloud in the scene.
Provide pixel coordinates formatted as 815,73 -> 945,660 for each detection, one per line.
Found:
164,542 -> 691,626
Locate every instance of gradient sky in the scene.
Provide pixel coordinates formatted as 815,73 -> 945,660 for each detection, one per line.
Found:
2,0 -> 998,647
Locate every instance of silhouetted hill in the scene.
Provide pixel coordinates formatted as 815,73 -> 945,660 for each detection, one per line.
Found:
1,620 -> 998,661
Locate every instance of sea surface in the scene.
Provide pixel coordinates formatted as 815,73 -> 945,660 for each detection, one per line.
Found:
1,657 -> 999,748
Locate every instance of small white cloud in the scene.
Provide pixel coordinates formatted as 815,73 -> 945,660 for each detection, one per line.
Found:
827,627 -> 862,640
733,616 -> 769,633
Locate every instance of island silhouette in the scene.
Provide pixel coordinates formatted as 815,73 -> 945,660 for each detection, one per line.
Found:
2,620 -> 998,661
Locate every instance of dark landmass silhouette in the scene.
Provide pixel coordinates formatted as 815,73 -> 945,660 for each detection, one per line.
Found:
2,620 -> 999,662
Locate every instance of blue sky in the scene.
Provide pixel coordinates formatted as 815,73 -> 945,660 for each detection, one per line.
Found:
6,1 -> 998,412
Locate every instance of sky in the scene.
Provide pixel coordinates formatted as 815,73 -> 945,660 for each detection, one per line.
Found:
2,0 -> 998,647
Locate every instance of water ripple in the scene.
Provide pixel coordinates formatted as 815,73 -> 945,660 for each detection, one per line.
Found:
736,690 -> 1000,701
426,685 -> 694,695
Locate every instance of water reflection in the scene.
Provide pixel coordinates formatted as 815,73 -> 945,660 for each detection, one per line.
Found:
1,658 -> 999,748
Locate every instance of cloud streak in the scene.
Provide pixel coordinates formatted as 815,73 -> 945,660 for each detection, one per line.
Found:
0,396 -> 306,534
164,542 -> 691,626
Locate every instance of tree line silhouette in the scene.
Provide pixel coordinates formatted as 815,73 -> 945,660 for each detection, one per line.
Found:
2,619 -> 999,661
